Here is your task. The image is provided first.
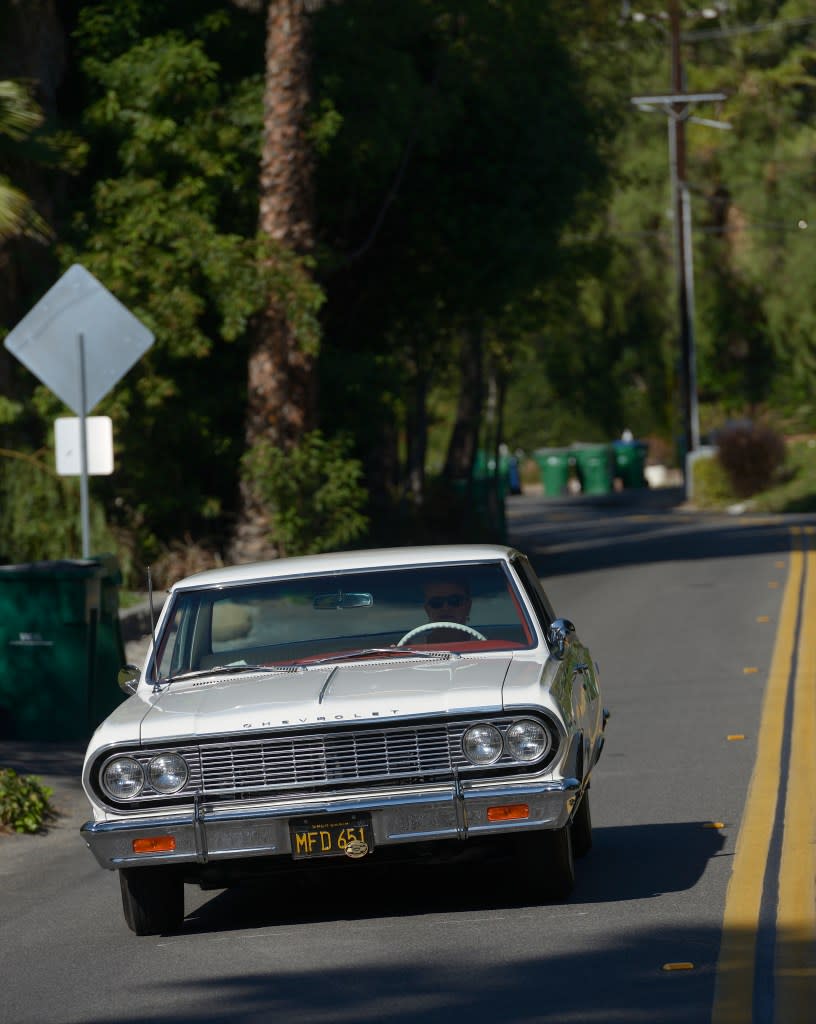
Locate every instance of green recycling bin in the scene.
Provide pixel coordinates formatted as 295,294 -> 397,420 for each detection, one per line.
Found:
572,443 -> 614,495
534,448 -> 572,496
0,557 -> 127,742
613,440 -> 649,488
451,474 -> 507,543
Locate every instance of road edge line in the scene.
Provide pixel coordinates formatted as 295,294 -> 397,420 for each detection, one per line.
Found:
711,533 -> 802,1023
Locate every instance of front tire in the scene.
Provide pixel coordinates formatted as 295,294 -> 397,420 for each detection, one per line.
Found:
119,867 -> 184,936
515,824 -> 575,902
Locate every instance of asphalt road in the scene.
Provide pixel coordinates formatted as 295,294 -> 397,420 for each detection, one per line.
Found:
0,485 -> 812,1023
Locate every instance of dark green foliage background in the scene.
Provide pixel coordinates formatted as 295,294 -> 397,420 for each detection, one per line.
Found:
2,0 -> 816,576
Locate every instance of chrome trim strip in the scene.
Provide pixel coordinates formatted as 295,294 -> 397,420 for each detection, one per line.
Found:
80,777 -> 579,870
193,791 -> 208,864
453,768 -> 468,839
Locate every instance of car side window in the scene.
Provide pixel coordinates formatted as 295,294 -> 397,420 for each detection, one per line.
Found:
512,556 -> 555,635
155,599 -> 191,677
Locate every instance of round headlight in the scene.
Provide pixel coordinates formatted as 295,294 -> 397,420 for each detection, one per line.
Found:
147,753 -> 189,795
463,724 -> 503,765
102,757 -> 144,800
506,719 -> 550,762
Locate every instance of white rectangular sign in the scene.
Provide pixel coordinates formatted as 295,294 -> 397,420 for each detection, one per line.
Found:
55,416 -> 114,476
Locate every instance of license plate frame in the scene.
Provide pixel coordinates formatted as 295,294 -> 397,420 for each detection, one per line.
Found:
289,812 -> 373,860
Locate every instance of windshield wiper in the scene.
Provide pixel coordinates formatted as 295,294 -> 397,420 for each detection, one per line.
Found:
300,647 -> 460,667
163,663 -> 298,683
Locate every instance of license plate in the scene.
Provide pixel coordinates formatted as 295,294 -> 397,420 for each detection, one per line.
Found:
289,813 -> 373,860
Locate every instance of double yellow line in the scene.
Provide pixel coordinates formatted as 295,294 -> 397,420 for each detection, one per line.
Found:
712,527 -> 816,1023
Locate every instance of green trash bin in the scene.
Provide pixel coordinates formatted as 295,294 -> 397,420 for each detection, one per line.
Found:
572,443 -> 614,495
451,473 -> 507,542
0,557 -> 127,742
474,449 -> 511,501
534,448 -> 572,496
612,440 -> 649,488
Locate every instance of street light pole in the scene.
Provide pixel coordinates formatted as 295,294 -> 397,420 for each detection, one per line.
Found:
631,5 -> 729,464
668,0 -> 700,455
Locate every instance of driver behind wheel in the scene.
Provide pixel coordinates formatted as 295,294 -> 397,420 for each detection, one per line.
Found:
422,579 -> 473,642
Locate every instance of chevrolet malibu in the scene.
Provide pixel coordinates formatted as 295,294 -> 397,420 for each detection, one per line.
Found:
80,544 -> 608,935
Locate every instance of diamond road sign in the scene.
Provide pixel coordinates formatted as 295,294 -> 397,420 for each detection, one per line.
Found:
3,263 -> 154,414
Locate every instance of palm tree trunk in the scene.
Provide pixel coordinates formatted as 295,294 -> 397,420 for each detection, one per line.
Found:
230,0 -> 318,563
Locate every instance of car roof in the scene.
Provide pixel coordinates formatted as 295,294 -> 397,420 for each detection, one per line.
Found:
170,544 -> 523,592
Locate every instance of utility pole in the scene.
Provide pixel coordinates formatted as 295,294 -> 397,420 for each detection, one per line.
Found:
631,3 -> 729,464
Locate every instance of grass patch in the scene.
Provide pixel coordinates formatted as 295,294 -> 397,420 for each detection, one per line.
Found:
749,439 -> 816,513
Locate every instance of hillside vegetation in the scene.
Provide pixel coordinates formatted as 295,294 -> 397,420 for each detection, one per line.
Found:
0,2 -> 815,579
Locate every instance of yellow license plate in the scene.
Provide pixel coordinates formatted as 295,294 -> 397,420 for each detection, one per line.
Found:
289,813 -> 372,860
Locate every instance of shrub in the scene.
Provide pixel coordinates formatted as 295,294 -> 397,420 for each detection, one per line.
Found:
0,450 -> 117,564
242,431 -> 369,557
0,769 -> 55,834
716,422 -> 786,499
150,533 -> 224,590
692,453 -> 735,508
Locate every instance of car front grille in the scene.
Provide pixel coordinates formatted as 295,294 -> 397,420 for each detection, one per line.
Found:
94,715 -> 559,809
198,723 -> 458,794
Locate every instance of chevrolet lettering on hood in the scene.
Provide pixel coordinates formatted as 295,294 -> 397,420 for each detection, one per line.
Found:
241,709 -> 402,728
80,543 -> 608,936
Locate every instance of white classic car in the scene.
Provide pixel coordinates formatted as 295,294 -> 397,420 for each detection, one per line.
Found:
80,544 -> 608,935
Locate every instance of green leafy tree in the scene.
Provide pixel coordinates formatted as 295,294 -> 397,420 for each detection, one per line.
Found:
0,79 -> 51,243
64,5 -> 310,573
707,2 -> 816,418
311,0 -> 613,508
242,430 -> 367,556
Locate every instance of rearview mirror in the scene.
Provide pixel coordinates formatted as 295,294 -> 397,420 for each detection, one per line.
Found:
313,592 -> 373,610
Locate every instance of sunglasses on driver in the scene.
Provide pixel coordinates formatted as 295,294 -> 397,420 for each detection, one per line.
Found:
426,594 -> 467,610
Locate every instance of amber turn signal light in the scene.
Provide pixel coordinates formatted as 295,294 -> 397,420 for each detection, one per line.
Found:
487,803 -> 529,822
132,836 -> 176,854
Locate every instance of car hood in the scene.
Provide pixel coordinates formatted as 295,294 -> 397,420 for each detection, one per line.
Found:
138,656 -> 513,741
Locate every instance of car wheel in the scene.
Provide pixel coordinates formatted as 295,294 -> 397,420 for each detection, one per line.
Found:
571,790 -> 592,858
119,867 -> 184,936
515,824 -> 575,902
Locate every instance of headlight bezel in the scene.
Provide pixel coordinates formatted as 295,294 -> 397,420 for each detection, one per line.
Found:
99,749 -> 191,803
461,716 -> 557,769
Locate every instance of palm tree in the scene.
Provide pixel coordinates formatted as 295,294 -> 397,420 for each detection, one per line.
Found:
229,0 -> 328,563
0,79 -> 50,244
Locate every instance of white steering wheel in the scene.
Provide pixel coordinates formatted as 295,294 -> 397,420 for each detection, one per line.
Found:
397,621 -> 487,646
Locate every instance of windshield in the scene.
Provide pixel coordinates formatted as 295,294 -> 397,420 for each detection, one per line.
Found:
153,561 -> 535,680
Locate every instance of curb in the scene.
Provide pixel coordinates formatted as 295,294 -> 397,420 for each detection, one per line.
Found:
118,595 -> 166,643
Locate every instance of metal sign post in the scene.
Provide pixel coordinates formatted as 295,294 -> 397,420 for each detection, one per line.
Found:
78,332 -> 90,558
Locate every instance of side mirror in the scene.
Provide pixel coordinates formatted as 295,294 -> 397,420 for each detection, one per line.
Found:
117,664 -> 141,695
547,618 -> 576,660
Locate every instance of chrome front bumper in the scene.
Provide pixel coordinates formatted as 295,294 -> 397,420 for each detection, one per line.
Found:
81,776 -> 580,870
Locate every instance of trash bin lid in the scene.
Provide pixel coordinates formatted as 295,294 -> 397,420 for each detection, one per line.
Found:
0,559 -> 106,581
